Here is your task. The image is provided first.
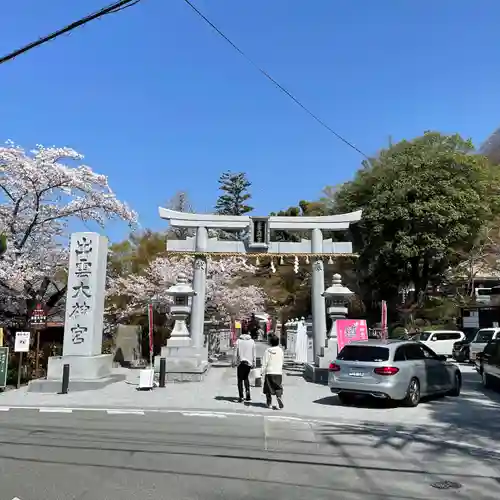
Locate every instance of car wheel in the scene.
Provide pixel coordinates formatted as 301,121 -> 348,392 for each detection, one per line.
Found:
482,370 -> 492,389
448,371 -> 461,397
402,378 -> 421,407
337,393 -> 354,405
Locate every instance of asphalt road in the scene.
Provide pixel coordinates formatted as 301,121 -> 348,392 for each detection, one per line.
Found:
0,408 -> 499,500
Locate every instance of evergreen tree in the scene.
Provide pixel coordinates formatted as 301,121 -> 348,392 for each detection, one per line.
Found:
215,171 -> 253,215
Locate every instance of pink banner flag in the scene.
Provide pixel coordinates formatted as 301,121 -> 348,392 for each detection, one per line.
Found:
336,319 -> 368,353
381,300 -> 388,340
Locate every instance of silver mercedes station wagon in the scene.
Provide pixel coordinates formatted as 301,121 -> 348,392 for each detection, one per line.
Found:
328,339 -> 462,407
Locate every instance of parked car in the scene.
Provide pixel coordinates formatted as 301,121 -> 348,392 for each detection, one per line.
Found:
328,339 -> 461,407
418,330 -> 465,357
469,328 -> 500,364
475,338 -> 500,388
452,330 -> 479,363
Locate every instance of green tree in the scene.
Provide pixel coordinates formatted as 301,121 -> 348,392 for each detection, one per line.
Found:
215,171 -> 253,215
107,230 -> 166,321
331,132 -> 500,313
271,200 -> 330,242
261,200 -> 357,321
109,229 -> 166,278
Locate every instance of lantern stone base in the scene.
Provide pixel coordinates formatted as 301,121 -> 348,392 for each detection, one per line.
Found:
303,364 -> 328,384
154,339 -> 209,382
303,337 -> 338,384
27,354 -> 123,393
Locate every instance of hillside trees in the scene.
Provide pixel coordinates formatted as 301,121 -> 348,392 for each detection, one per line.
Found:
262,199 -> 349,321
330,132 -> 500,317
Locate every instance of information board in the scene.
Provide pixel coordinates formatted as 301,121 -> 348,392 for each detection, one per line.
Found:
14,331 -> 30,353
0,347 -> 8,388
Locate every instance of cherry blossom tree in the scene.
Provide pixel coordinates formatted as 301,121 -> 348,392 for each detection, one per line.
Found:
0,141 -> 137,325
107,255 -> 266,320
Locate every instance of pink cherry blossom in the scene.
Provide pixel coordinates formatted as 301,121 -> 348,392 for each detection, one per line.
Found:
107,255 -> 266,320
0,141 -> 137,320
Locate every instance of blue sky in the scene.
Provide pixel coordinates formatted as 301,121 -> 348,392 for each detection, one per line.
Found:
2,1 -> 500,242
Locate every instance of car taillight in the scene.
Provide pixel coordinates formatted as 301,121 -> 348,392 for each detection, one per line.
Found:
374,366 -> 399,376
329,362 -> 340,372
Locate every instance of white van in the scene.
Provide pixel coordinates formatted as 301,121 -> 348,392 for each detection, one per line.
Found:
418,330 -> 466,357
470,327 -> 500,362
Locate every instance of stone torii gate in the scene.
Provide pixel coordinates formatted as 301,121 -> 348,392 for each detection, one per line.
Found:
159,207 -> 361,380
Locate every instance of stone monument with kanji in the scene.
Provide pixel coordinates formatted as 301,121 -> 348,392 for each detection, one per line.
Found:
28,232 -> 116,392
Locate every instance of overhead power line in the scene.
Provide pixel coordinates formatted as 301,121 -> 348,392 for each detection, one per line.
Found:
0,0 -> 142,66
181,0 -> 369,160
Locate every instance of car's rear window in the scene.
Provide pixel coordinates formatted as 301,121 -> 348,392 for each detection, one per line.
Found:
474,330 -> 495,343
337,345 -> 390,362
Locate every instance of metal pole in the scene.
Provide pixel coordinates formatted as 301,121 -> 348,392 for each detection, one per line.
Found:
159,357 -> 166,387
60,364 -> 70,394
35,329 -> 40,378
148,303 -> 154,368
16,351 -> 23,389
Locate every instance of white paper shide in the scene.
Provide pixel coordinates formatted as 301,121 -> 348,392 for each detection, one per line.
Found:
63,232 -> 108,357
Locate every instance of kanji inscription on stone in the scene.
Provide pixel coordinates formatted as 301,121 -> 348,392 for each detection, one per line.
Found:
63,232 -> 109,356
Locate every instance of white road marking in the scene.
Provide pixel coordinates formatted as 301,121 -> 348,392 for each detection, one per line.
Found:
106,409 -> 145,415
0,407 -> 10,411
39,408 -> 73,413
266,415 -> 304,422
181,412 -> 227,418
443,439 -> 500,455
0,406 -> 260,417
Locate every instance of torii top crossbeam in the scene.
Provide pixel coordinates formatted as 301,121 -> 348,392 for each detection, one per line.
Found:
158,208 -> 362,257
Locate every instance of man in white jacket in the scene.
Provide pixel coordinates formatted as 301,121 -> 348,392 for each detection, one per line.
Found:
234,332 -> 256,403
261,334 -> 284,409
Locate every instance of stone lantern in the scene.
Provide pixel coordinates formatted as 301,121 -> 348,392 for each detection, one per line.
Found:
323,274 -> 354,338
158,272 -> 207,381
165,273 -> 196,344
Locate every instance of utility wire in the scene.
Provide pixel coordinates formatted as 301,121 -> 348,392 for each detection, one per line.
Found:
181,0 -> 369,160
0,0 -> 142,66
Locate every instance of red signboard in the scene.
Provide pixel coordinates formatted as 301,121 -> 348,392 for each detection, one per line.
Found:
29,303 -> 47,329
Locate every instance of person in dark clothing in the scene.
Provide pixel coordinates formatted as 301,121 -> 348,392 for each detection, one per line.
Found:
248,313 -> 260,340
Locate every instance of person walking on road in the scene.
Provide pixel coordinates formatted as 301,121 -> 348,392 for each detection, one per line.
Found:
233,330 -> 256,403
262,334 -> 284,409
